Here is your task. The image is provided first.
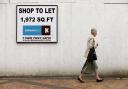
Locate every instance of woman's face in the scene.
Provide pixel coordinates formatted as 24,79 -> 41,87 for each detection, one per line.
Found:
93,31 -> 97,37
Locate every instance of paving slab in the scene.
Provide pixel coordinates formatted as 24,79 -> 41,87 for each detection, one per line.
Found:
0,77 -> 127,89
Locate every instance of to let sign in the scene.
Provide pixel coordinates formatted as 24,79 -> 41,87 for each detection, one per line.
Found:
16,5 -> 58,43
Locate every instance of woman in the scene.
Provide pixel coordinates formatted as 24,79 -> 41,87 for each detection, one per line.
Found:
78,28 -> 103,83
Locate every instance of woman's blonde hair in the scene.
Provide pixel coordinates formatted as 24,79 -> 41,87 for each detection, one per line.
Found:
91,28 -> 97,34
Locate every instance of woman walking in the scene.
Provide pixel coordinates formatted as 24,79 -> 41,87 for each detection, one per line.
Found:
78,28 -> 103,83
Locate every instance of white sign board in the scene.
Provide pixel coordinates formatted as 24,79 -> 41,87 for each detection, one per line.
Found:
16,5 -> 58,43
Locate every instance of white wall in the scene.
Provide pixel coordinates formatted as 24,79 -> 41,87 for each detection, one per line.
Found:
0,0 -> 9,3
0,0 -> 128,76
104,0 -> 128,3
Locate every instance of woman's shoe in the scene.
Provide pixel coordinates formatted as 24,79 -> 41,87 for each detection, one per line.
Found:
96,79 -> 103,82
77,77 -> 85,83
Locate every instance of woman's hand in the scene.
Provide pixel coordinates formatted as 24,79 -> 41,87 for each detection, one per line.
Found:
96,43 -> 98,47
95,43 -> 98,48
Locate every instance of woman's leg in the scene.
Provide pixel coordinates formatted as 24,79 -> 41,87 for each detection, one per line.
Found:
78,61 -> 88,82
78,73 -> 84,80
95,69 -> 102,80
78,72 -> 85,83
93,61 -> 103,81
95,69 -> 103,82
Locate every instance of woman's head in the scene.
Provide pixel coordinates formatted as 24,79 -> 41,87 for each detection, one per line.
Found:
91,28 -> 97,37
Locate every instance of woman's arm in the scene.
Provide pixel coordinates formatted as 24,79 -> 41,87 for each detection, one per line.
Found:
87,38 -> 95,49
87,38 -> 98,49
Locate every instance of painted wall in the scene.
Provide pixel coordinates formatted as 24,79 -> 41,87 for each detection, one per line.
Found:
0,0 -> 128,76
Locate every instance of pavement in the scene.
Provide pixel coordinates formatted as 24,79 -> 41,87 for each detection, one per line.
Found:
0,77 -> 127,89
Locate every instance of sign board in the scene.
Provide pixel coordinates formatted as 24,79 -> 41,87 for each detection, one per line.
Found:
16,5 -> 58,43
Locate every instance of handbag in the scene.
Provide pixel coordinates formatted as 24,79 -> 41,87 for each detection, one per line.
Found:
87,47 -> 97,62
